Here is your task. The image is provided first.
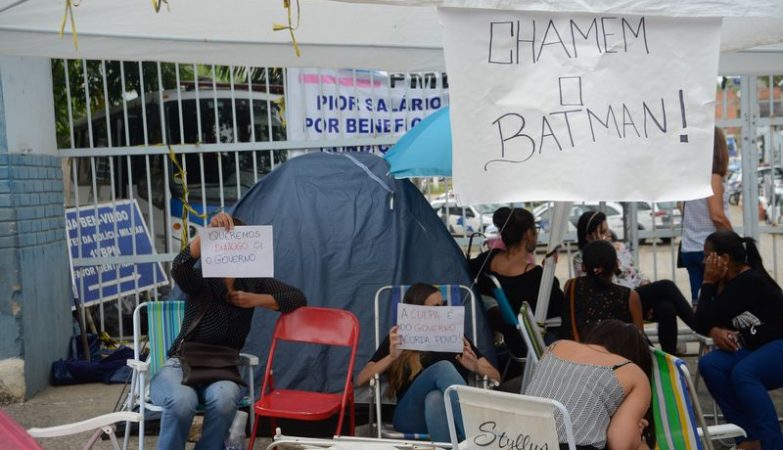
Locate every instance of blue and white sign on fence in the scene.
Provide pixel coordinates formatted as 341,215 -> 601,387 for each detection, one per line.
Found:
66,200 -> 168,307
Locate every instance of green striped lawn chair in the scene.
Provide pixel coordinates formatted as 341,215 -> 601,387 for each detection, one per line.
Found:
650,348 -> 745,450
123,301 -> 258,450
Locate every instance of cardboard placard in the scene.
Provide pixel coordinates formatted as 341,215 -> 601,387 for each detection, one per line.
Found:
397,303 -> 465,353
200,226 -> 274,278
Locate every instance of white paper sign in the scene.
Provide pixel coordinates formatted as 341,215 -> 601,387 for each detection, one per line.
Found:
397,304 -> 465,353
439,8 -> 722,204
200,226 -> 274,278
286,68 -> 449,152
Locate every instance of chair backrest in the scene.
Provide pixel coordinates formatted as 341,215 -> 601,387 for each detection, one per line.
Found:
519,302 -> 546,360
263,306 -> 360,398
445,385 -> 576,450
650,348 -> 705,450
272,306 -> 360,347
485,274 -> 519,326
373,284 -> 477,348
132,301 -> 185,378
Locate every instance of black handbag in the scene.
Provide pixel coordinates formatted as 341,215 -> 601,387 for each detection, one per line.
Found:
177,302 -> 246,387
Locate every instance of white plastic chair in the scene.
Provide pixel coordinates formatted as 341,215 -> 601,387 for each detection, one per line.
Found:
444,385 -> 576,450
26,411 -> 141,450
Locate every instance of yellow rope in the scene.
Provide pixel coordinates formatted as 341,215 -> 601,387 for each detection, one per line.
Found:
59,0 -> 78,50
273,0 -> 301,57
167,146 -> 207,250
150,0 -> 169,13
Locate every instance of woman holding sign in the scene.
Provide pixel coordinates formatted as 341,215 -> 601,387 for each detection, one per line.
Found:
151,212 -> 306,450
357,283 -> 500,443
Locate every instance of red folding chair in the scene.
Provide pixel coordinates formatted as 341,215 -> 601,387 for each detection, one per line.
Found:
248,307 -> 360,448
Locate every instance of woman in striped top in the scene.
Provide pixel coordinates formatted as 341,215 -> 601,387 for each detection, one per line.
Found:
526,320 -> 654,450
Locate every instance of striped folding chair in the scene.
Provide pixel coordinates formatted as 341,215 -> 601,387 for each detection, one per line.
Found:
123,301 -> 258,450
650,348 -> 745,450
369,284 -> 477,441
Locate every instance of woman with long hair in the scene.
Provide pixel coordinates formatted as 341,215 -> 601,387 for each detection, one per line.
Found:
695,230 -> 783,449
573,211 -> 695,354
564,240 -> 644,341
357,283 -> 500,442
680,127 -> 733,303
526,320 -> 655,450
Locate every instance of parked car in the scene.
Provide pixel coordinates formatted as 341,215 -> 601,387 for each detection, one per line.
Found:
431,200 -> 503,235
533,202 -> 676,242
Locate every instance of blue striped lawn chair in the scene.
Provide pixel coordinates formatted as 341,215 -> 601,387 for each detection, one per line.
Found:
650,348 -> 745,450
369,284 -> 477,441
123,301 -> 258,450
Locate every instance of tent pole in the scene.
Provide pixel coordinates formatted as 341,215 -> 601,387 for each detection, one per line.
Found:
534,201 -> 572,324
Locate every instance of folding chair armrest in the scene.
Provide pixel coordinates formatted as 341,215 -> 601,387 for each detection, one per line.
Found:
27,412 -> 141,439
126,359 -> 149,372
240,352 -> 259,366
696,334 -> 714,346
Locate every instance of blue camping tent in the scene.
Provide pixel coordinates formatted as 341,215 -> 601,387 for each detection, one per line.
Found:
232,152 -> 494,395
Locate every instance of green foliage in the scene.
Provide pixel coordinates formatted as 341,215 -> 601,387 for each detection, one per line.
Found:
51,60 -> 193,148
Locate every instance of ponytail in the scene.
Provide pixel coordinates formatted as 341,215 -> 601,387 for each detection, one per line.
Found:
707,231 -> 782,293
743,237 -> 781,292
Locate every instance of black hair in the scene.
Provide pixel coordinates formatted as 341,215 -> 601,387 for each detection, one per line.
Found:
582,240 -> 618,285
403,283 -> 440,306
705,230 -> 781,292
576,210 -> 607,250
582,319 -> 656,447
499,208 -> 536,248
492,207 -> 511,229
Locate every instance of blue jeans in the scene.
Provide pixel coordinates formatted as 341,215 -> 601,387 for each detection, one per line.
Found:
698,340 -> 783,448
392,360 -> 465,442
680,251 -> 704,304
150,358 -> 241,450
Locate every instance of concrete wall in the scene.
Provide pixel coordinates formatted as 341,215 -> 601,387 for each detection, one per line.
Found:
0,56 -> 71,402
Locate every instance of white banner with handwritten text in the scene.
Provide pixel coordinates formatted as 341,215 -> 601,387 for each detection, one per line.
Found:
439,8 -> 721,204
397,303 -> 465,353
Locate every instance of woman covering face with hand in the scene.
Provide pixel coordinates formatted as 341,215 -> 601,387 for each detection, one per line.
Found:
695,230 -> 783,450
356,283 -> 500,443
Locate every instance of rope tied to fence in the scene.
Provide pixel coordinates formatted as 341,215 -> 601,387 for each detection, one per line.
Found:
273,0 -> 301,57
167,146 -> 207,250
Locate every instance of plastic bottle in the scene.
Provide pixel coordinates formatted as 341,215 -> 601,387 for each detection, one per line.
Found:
224,410 -> 248,450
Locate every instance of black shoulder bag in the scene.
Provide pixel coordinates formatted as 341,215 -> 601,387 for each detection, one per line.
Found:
177,301 -> 246,387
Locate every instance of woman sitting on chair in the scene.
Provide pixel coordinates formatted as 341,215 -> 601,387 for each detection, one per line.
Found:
478,208 -> 565,355
357,283 -> 500,443
573,210 -> 695,355
151,212 -> 306,450
526,320 -> 655,450
695,230 -> 783,450
563,240 -> 644,341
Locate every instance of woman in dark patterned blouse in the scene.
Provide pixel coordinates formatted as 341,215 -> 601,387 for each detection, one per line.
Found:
563,240 -> 644,341
150,212 -> 306,450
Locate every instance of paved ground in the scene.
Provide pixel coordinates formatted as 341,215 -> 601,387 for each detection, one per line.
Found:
4,361 -> 782,450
